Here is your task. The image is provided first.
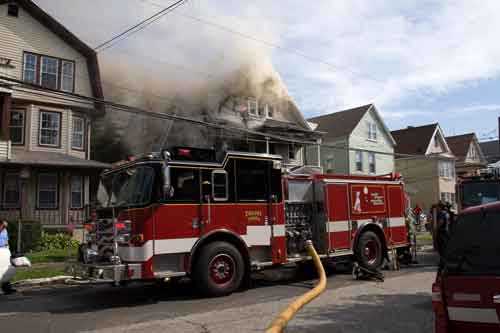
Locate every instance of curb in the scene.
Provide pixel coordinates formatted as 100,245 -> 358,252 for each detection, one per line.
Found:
12,275 -> 73,288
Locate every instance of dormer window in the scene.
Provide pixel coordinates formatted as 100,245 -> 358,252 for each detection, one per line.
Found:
7,4 -> 19,17
247,98 -> 258,116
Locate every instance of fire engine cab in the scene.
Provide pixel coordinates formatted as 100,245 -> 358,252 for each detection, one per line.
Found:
77,148 -> 409,296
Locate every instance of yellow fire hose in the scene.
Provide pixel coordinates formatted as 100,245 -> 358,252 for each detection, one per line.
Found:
265,240 -> 327,333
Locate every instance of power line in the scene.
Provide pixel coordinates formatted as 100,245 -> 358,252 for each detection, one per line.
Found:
94,0 -> 188,53
2,74 -> 428,160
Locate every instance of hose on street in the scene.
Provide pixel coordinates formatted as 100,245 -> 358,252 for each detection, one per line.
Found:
265,240 -> 327,333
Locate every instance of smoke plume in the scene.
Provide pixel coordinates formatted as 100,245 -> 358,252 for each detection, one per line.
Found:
90,1 -> 300,162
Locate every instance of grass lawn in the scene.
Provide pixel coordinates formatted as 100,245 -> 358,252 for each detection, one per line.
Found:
10,248 -> 77,282
26,248 -> 77,264
12,266 -> 67,282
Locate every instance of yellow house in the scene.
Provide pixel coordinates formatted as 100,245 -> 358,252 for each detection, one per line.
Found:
391,123 -> 456,212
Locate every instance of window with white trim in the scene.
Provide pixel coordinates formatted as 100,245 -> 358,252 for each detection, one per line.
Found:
72,116 -> 85,150
9,110 -> 25,145
368,152 -> 376,174
70,176 -> 83,209
3,173 -> 20,208
40,56 -> 58,90
23,53 -> 37,84
61,60 -> 74,92
38,173 -> 58,209
248,98 -> 258,116
440,192 -> 456,205
22,52 -> 75,92
367,122 -> 377,141
439,160 -> 455,179
355,151 -> 363,172
39,111 -> 61,146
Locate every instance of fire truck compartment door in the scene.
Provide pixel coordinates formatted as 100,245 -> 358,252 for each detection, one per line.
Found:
325,183 -> 351,250
387,185 -> 407,245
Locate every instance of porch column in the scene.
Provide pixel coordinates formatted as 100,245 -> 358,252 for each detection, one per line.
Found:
0,94 -> 11,141
61,171 -> 70,225
316,138 -> 322,169
265,137 -> 270,154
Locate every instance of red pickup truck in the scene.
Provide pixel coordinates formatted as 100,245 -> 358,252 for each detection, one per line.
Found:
432,201 -> 500,332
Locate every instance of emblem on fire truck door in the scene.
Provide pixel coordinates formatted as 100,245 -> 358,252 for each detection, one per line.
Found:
245,210 -> 262,223
354,191 -> 362,212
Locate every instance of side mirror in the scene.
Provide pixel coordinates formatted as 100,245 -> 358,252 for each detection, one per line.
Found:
162,164 -> 173,200
202,180 -> 211,201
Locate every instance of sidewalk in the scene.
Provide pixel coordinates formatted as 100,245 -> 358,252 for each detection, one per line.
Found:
85,268 -> 435,333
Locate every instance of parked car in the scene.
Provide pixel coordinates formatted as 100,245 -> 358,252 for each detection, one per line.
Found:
432,201 -> 500,332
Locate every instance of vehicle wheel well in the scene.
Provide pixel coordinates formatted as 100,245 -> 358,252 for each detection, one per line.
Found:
355,224 -> 388,259
189,232 -> 250,276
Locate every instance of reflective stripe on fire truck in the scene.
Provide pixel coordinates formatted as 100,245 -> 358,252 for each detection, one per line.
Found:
447,307 -> 500,324
118,224 -> 285,262
327,217 -> 406,233
327,221 -> 350,232
389,217 -> 406,227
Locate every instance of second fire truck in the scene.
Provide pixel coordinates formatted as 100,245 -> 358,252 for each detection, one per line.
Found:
78,148 -> 409,296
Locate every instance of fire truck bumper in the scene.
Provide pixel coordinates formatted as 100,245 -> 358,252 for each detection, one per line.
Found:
72,263 -> 143,283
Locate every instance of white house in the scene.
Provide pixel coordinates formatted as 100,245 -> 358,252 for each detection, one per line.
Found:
307,104 -> 396,175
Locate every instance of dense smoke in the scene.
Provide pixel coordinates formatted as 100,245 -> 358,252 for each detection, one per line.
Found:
89,2 -> 300,162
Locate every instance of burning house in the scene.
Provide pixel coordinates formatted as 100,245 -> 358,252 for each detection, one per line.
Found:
95,64 -> 323,170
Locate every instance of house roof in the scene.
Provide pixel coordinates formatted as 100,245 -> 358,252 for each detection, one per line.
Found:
391,123 -> 439,155
3,151 -> 111,169
480,140 -> 500,163
307,104 -> 372,140
0,0 -> 103,101
446,133 -> 475,161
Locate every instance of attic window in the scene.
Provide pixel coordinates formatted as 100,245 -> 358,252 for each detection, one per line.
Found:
247,98 -> 258,116
7,4 -> 19,17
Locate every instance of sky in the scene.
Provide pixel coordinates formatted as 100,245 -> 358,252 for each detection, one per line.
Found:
35,0 -> 500,140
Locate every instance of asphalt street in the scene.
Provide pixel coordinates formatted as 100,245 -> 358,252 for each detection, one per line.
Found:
0,251 -> 438,333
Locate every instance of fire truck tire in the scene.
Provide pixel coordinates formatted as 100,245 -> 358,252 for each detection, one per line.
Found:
193,241 -> 245,297
355,231 -> 383,271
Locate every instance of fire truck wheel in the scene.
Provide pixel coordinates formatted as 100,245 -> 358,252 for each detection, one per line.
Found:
355,231 -> 383,271
193,241 -> 245,297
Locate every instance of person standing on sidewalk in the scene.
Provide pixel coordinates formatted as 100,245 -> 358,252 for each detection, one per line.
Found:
0,221 -> 15,294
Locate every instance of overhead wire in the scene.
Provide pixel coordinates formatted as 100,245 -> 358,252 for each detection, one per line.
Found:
1,74 -> 427,159
94,0 -> 189,53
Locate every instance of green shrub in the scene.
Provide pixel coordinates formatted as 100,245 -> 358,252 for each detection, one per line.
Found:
38,232 -> 79,251
6,220 -> 42,253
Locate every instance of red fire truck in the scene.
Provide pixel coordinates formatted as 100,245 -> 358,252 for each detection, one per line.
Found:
77,148 -> 409,296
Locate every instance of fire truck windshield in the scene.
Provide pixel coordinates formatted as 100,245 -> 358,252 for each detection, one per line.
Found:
462,181 -> 500,208
97,166 -> 156,208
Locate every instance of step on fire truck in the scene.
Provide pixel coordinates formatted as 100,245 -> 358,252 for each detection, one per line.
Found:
77,148 -> 410,296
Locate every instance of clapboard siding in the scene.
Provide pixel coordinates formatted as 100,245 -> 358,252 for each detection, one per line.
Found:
0,4 -> 93,108
0,140 -> 10,160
